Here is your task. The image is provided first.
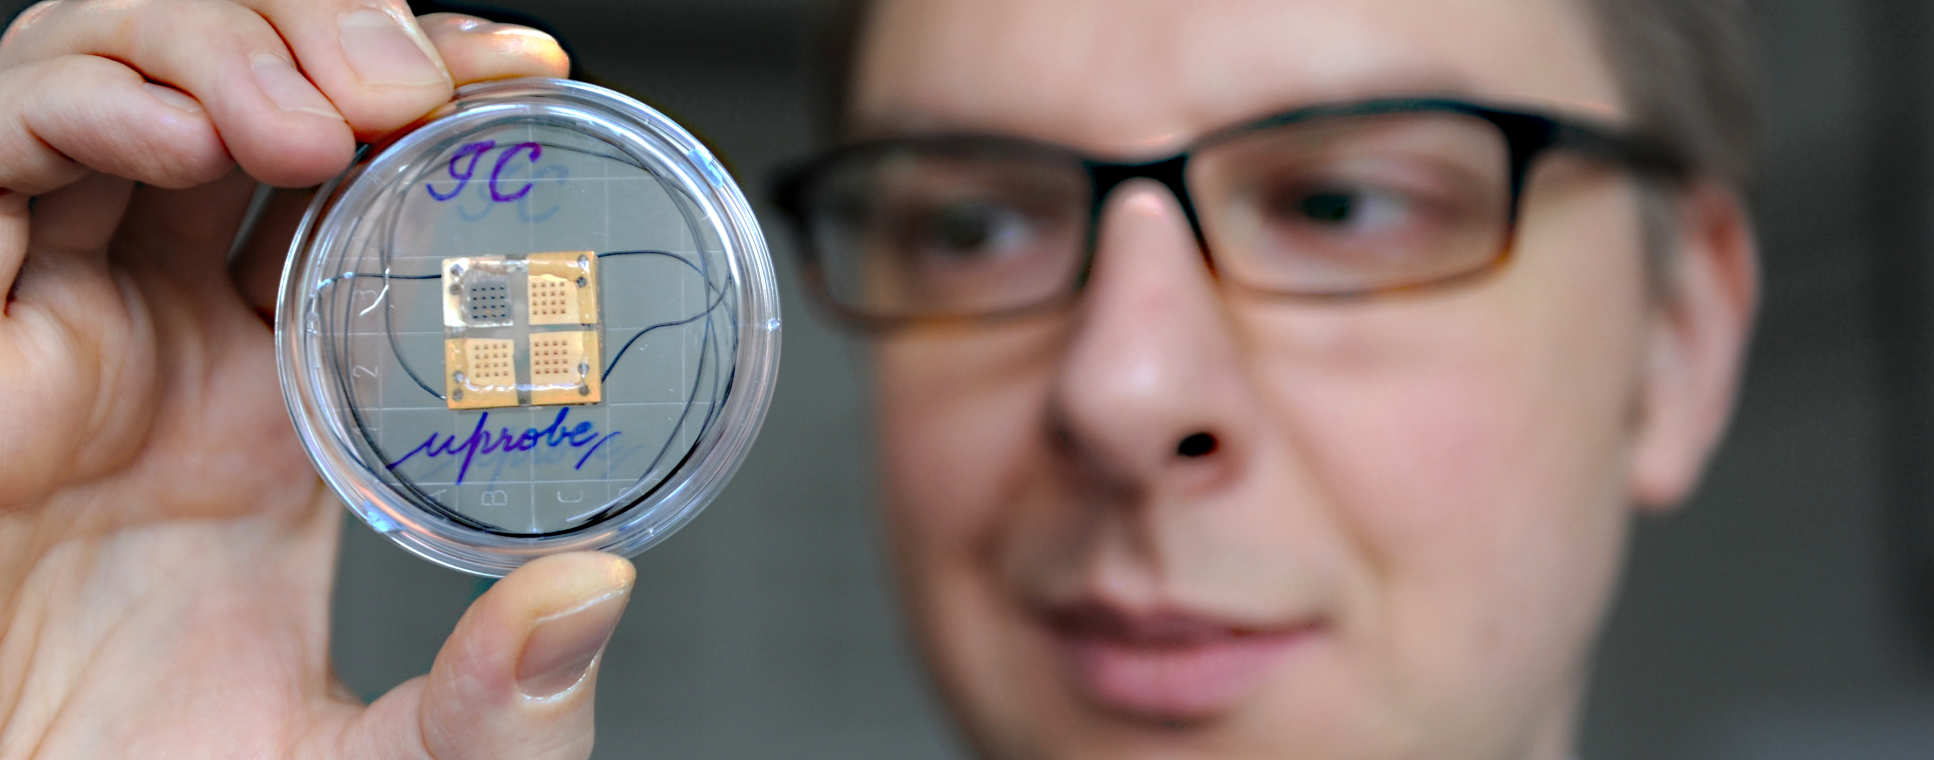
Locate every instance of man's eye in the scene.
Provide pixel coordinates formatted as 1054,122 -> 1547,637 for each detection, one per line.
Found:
1275,185 -> 1412,233
908,201 -> 1033,260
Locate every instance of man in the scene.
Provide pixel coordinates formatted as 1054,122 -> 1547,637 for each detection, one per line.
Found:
0,1 -> 1756,759
769,1 -> 1758,757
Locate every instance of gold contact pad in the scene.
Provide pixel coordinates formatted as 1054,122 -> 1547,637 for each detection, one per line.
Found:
446,338 -> 519,409
526,251 -> 598,326
529,330 -> 602,406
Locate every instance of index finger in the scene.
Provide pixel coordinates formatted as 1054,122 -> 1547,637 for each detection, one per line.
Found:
235,0 -> 455,140
1,0 -> 355,187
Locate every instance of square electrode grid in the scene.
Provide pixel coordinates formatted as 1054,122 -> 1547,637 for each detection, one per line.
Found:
528,329 -> 603,406
444,337 -> 518,408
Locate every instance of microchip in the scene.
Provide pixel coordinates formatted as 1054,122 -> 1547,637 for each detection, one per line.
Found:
439,251 -> 603,410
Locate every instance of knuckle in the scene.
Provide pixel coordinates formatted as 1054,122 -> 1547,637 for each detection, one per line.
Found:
21,55 -> 226,189
49,50 -> 128,78
0,0 -> 67,60
173,144 -> 231,186
94,0 -> 282,66
173,0 -> 284,51
6,0 -> 65,32
47,53 -> 137,94
132,127 -> 228,188
24,53 -> 132,106
2,0 -> 288,72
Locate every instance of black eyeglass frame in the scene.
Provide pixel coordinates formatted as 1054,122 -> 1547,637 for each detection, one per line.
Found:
770,96 -> 1691,330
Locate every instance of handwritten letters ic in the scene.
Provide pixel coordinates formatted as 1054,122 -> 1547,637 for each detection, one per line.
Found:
425,140 -> 563,222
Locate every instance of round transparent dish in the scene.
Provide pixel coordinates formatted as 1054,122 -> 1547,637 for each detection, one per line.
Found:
276,78 -> 780,576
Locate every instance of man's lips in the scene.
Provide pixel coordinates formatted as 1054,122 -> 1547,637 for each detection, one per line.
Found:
1039,601 -> 1322,721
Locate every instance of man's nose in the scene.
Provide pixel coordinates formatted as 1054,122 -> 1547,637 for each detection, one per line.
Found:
1047,180 -> 1254,499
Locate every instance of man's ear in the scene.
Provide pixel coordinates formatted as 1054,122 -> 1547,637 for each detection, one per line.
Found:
1629,181 -> 1760,513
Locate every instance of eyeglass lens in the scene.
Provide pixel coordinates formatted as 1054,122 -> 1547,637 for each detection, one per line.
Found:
801,109 -> 1514,318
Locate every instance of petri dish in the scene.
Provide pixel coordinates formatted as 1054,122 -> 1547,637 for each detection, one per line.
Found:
276,78 -> 781,576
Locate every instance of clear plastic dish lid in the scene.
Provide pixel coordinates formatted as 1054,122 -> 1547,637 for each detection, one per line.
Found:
277,78 -> 780,576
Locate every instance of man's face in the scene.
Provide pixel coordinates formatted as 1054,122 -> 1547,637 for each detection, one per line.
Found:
849,1 -> 1742,757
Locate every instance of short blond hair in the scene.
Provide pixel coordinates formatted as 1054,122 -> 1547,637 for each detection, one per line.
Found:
815,0 -> 1760,185
1587,0 -> 1759,184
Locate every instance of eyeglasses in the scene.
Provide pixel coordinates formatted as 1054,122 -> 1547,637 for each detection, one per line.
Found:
770,97 -> 1687,329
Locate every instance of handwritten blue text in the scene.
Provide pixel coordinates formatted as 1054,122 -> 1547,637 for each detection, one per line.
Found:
387,408 -> 620,485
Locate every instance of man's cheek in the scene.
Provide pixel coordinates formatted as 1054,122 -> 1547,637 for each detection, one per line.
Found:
876,363 -> 1047,552
1312,352 -> 1630,601
1254,351 -> 1522,545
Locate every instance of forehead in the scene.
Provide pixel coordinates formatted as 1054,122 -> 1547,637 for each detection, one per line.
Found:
852,0 -> 1625,154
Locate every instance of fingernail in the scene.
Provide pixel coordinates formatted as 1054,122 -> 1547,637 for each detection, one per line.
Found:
445,15 -> 489,33
516,589 -> 629,699
482,24 -> 557,44
339,8 -> 449,87
251,54 -> 342,119
142,83 -> 202,115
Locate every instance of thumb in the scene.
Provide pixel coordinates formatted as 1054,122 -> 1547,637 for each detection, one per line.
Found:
337,552 -> 635,760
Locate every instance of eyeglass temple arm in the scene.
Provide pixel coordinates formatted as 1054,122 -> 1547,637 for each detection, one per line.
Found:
1548,121 -> 1692,181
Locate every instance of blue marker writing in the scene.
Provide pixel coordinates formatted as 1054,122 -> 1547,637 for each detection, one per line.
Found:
426,140 -> 545,205
489,141 -> 542,202
387,407 -> 620,485
426,140 -> 494,201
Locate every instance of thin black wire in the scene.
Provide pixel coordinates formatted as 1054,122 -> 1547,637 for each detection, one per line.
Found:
308,270 -> 453,398
601,265 -> 731,381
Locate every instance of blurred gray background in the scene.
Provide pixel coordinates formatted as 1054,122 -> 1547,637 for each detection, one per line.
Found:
7,0 -> 1926,757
